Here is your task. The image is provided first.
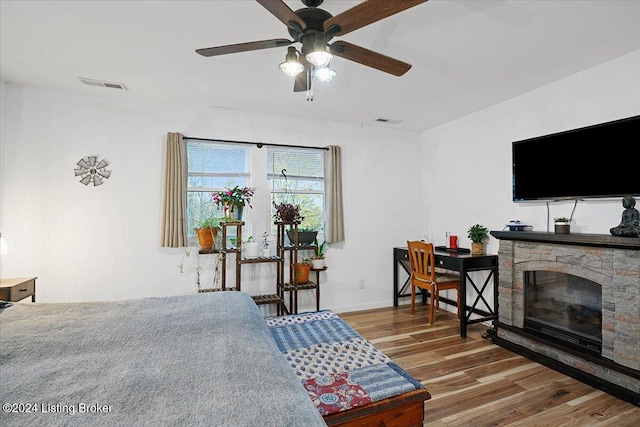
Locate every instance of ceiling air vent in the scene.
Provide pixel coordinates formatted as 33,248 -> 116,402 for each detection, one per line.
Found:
375,118 -> 402,124
78,78 -> 127,90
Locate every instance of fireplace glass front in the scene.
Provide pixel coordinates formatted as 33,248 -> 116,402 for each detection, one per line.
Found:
524,271 -> 602,355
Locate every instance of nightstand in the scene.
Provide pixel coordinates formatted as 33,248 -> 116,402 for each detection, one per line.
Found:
0,277 -> 37,303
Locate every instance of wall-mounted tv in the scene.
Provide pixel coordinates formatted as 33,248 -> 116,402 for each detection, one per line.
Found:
512,115 -> 640,202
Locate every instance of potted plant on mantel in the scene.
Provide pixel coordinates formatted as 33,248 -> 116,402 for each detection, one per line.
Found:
554,217 -> 574,234
194,216 -> 222,250
467,224 -> 489,255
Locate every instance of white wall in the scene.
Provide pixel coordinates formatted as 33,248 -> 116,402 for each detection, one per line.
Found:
420,50 -> 640,252
419,50 -> 640,313
2,50 -> 638,315
0,84 -> 423,313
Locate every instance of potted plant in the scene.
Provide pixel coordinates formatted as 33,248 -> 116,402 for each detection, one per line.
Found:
286,226 -> 317,246
274,202 -> 303,223
467,224 -> 489,255
194,216 -> 221,250
311,238 -> 327,269
554,217 -> 574,234
243,235 -> 260,259
261,232 -> 271,257
293,257 -> 312,284
211,186 -> 256,221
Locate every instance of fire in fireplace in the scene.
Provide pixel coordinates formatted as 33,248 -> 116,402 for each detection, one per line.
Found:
524,271 -> 602,355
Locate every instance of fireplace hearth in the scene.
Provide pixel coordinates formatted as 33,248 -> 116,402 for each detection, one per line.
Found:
490,231 -> 640,406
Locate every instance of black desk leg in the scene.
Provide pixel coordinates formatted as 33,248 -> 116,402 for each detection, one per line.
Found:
393,251 -> 399,307
460,267 -> 468,338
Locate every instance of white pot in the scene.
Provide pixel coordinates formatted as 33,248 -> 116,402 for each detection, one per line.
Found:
311,258 -> 325,269
261,248 -> 271,258
244,242 -> 260,258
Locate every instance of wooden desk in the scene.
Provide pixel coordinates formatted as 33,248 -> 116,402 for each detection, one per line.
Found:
0,277 -> 37,303
393,247 -> 498,338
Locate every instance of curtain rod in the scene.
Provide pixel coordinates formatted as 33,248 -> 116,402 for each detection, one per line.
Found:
183,136 -> 329,151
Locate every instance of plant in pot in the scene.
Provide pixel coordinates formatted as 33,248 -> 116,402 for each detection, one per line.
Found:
554,217 -> 574,234
261,232 -> 271,257
286,226 -> 317,246
273,202 -> 303,224
243,235 -> 260,259
211,185 -> 255,221
292,257 -> 312,284
194,216 -> 221,250
311,238 -> 327,269
467,224 -> 489,255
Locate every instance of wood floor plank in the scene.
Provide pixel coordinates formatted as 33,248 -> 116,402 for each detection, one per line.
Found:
406,346 -> 517,380
508,391 -> 637,426
335,303 -> 640,426
423,378 -> 527,422
440,376 -> 596,426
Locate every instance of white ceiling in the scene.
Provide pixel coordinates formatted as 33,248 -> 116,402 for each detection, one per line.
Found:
2,0 -> 639,133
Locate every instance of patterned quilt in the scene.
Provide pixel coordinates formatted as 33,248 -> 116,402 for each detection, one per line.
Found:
265,310 -> 424,416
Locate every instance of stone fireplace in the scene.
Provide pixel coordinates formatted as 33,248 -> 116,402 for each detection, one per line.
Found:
490,231 -> 639,405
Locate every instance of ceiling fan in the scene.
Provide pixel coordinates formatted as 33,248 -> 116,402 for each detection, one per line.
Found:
196,0 -> 429,97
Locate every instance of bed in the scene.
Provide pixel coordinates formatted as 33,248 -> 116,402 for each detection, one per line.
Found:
0,292 -> 325,427
0,292 -> 430,427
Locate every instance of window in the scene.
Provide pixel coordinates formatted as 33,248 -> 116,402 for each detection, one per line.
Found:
268,147 -> 324,233
186,141 -> 251,238
186,140 -> 324,239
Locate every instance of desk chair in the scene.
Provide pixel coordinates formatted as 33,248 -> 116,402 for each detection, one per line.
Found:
407,240 -> 461,325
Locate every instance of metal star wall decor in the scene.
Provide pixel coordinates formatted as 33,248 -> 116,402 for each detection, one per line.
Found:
74,155 -> 111,186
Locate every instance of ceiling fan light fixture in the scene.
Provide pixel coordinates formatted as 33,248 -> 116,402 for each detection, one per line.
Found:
314,66 -> 336,83
305,45 -> 333,68
279,46 -> 304,77
279,60 -> 304,77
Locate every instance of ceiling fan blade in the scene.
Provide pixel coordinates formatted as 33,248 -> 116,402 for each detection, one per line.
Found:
196,39 -> 293,57
330,41 -> 412,76
294,57 -> 311,92
256,0 -> 307,32
324,0 -> 429,36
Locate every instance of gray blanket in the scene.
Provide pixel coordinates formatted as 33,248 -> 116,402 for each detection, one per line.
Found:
0,292 -> 326,427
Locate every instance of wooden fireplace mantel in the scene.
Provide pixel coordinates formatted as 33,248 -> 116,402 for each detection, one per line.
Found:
490,231 -> 640,250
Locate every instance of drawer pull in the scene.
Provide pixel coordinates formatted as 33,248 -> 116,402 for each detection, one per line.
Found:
19,288 -> 28,292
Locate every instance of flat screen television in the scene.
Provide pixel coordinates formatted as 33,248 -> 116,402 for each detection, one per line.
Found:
512,115 -> 640,202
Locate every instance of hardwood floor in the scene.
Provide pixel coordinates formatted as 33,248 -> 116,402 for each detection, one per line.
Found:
336,303 -> 640,427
